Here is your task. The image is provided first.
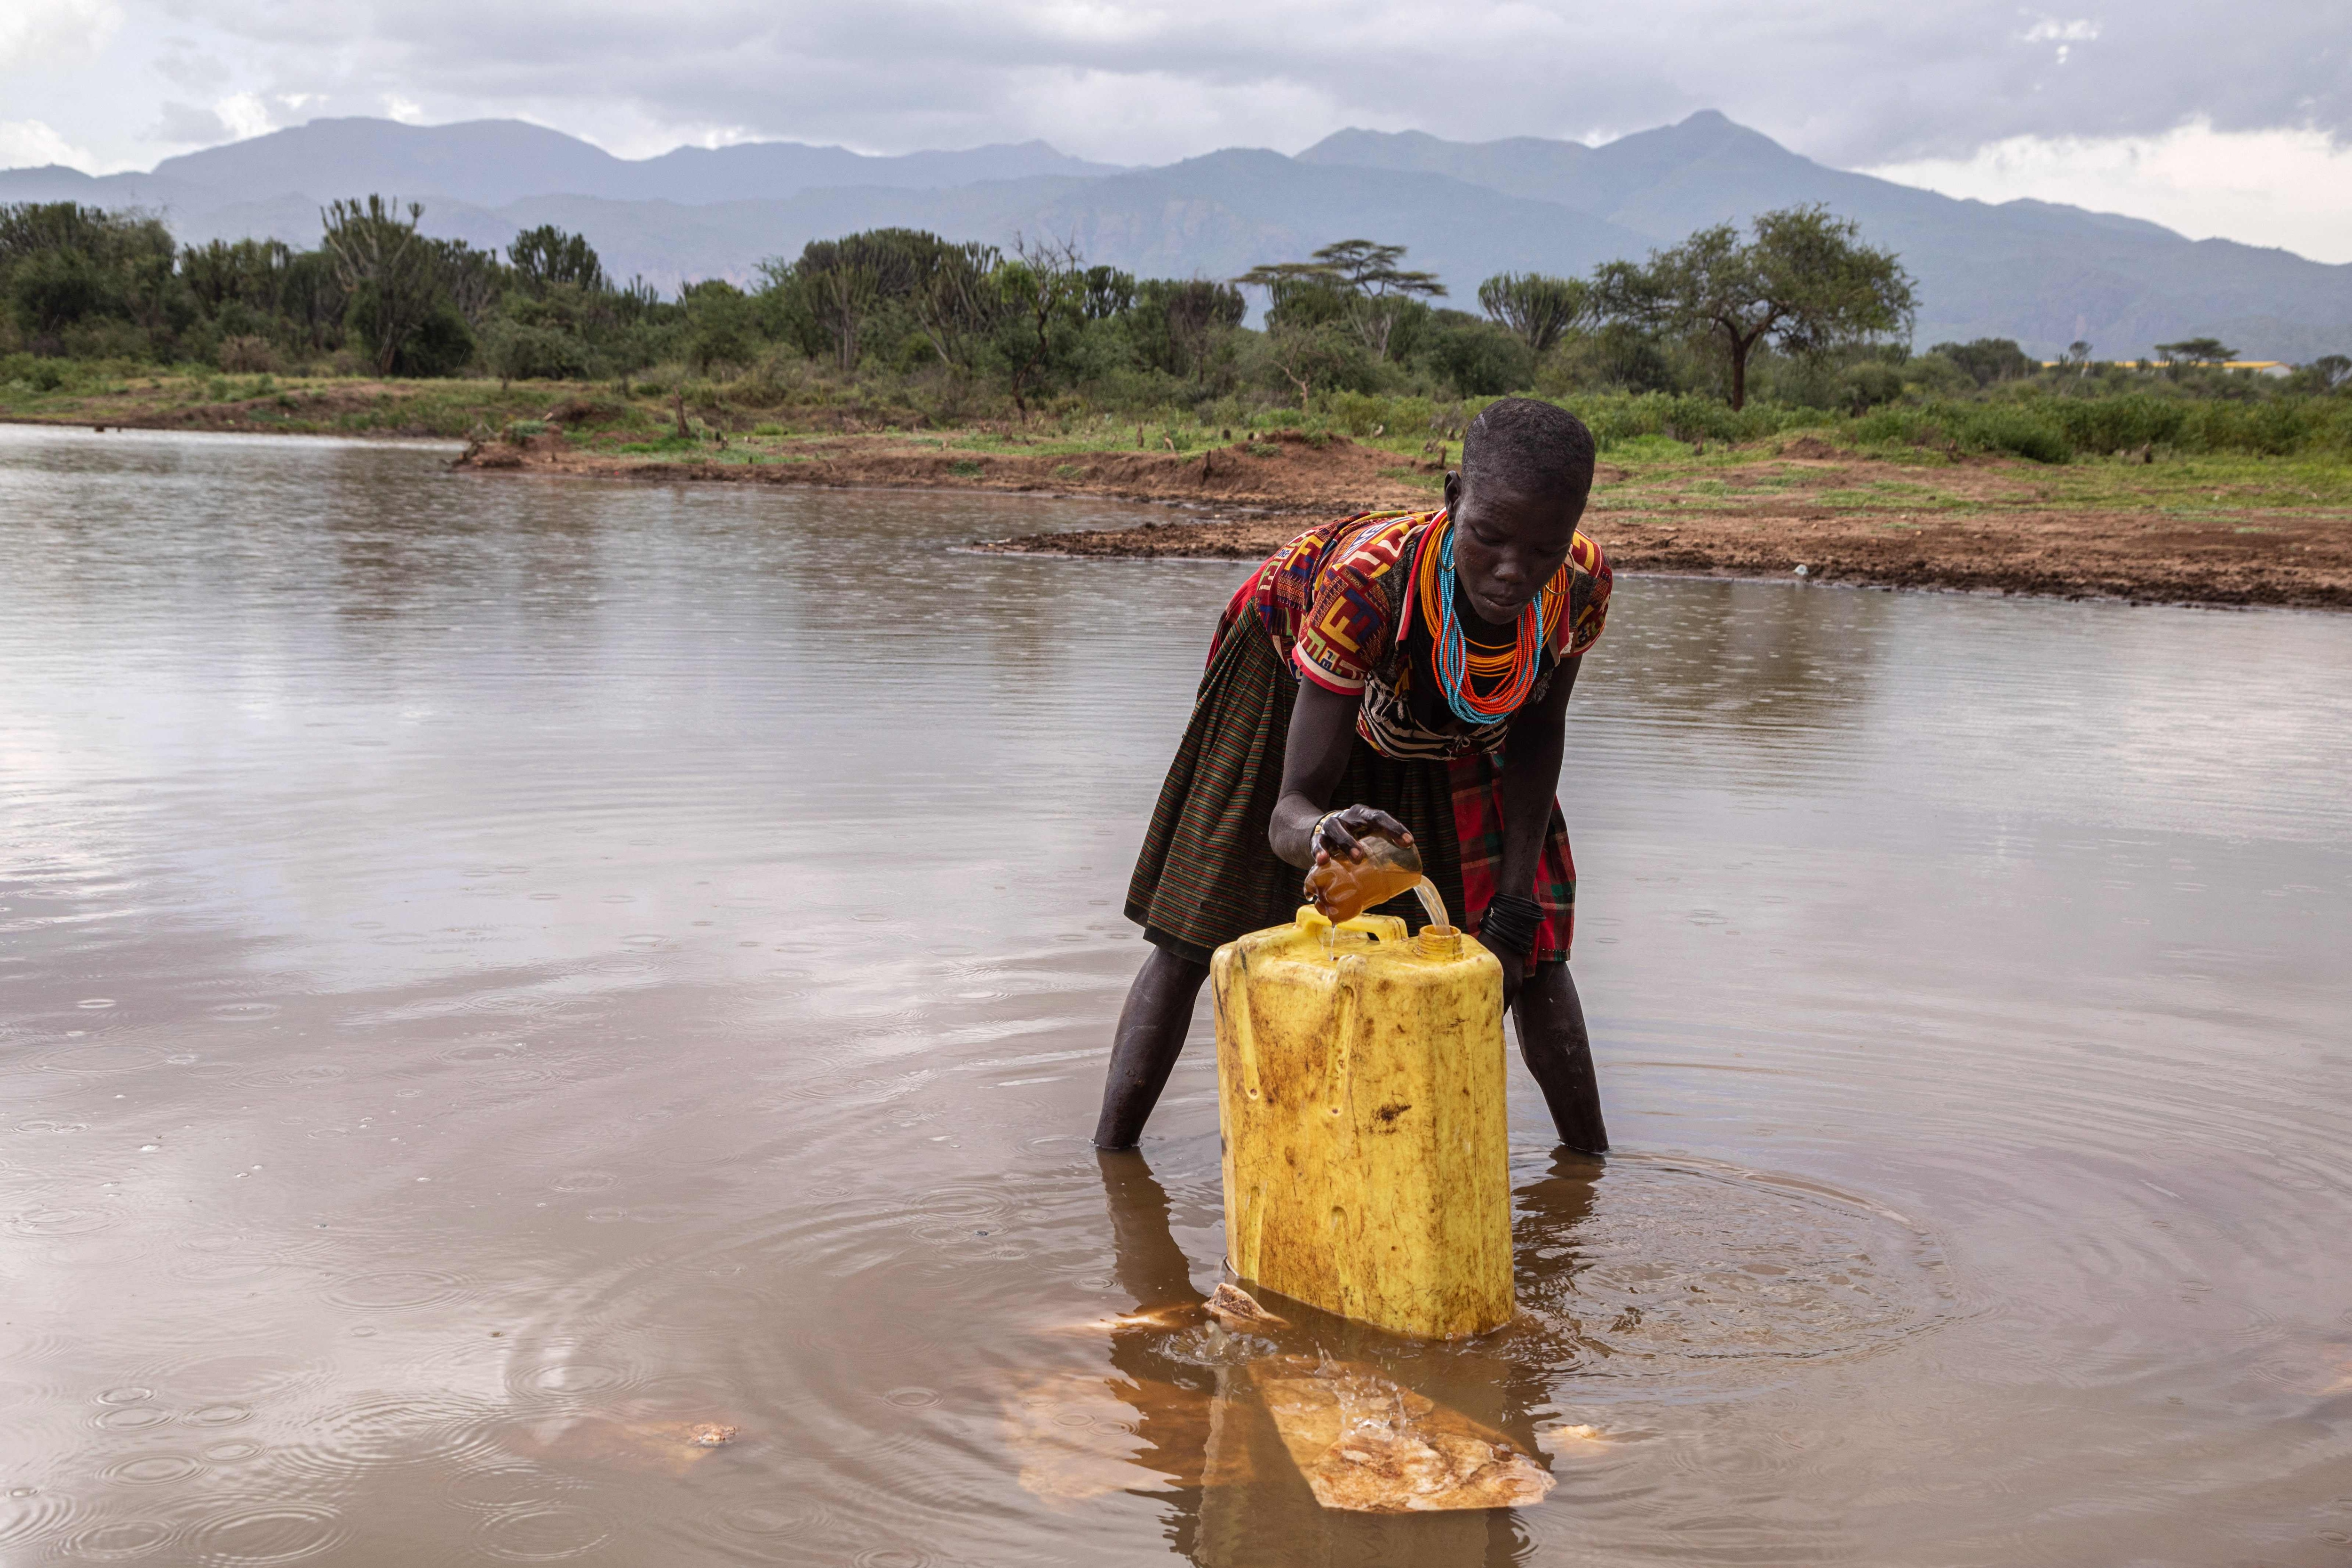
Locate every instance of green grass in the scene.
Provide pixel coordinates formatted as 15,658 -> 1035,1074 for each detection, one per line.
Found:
3,368 -> 2346,536
1593,447 -> 2352,525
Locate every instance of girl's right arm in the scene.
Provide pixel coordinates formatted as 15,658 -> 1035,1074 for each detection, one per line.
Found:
1268,679 -> 1412,871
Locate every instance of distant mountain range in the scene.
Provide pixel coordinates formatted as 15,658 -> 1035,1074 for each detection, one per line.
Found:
6,112 -> 2347,361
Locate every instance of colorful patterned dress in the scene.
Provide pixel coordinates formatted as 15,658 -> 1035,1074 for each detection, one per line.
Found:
1125,508 -> 1612,965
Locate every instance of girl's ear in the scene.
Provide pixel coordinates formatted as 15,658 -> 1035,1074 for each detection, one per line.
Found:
1442,470 -> 1461,513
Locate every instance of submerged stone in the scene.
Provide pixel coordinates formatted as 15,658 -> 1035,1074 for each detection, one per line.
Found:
1251,1356 -> 1553,1513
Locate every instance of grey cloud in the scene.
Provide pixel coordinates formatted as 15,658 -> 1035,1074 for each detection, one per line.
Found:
148,99 -> 230,144
162,0 -> 2351,166
153,40 -> 232,93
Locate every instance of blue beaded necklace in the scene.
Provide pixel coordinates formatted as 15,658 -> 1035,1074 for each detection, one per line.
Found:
1431,517 -> 1549,725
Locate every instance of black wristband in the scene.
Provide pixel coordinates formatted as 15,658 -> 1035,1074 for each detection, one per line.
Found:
1479,892 -> 1544,958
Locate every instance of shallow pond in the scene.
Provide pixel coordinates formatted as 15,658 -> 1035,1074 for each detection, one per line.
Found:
2,424 -> 2349,1565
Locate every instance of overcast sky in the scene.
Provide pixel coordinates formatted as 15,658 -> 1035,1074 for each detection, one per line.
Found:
4,0 -> 2348,260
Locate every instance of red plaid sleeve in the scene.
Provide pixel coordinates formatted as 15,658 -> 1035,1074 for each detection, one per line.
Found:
1293,517 -> 1416,694
1559,532 -> 1612,658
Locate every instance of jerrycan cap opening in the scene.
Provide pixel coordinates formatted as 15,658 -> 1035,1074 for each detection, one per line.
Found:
1416,926 -> 1462,960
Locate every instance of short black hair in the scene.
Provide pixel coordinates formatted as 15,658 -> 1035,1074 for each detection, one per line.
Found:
1460,398 -> 1596,504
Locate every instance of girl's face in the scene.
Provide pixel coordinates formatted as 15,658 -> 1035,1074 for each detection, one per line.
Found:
1443,471 -> 1586,629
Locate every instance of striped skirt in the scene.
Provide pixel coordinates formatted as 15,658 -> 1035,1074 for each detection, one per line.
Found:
1124,613 -> 1576,966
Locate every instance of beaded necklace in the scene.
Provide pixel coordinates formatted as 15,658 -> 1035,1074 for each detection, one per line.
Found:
1422,513 -> 1552,725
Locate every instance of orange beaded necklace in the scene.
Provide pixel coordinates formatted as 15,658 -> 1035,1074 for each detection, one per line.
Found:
1414,513 -> 1565,723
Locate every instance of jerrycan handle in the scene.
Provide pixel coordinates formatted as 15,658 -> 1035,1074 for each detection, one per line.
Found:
1334,914 -> 1409,945
1290,907 -> 1406,944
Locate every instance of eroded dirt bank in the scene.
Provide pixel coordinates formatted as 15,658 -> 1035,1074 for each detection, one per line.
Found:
461,428 -> 2352,611
991,498 -> 2352,609
460,425 -> 1433,517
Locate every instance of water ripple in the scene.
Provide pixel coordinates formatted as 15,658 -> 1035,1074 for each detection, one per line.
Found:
475,1504 -> 612,1561
182,1496 -> 346,1565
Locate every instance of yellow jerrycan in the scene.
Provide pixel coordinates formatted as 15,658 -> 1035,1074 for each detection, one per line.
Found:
1211,907 -> 1513,1339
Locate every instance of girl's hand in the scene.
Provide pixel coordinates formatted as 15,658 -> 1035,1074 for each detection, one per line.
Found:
1311,804 -> 1413,866
1496,948 -> 1526,1011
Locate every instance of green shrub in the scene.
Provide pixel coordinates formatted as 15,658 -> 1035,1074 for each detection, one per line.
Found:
59,318 -> 151,361
1417,315 -> 1534,397
2179,398 -> 2309,456
482,320 -> 590,383
1552,392 -> 1821,449
1852,405 -> 1945,448
397,303 -> 475,378
218,334 -> 278,373
1839,362 -> 1906,413
0,352 -> 67,392
2041,394 -> 2184,454
1956,405 -> 2071,462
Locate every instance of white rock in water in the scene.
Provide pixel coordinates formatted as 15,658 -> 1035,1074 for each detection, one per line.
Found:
1206,1282 -> 1287,1329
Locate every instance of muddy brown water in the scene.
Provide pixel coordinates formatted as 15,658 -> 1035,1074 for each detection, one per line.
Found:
2,424 -> 2349,1565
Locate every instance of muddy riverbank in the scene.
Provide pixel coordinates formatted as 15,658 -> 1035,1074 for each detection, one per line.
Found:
457,423 -> 1432,517
978,495 -> 2352,609
455,427 -> 2352,611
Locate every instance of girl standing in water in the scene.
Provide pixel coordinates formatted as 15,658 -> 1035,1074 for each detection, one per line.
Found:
1096,397 -> 1611,1152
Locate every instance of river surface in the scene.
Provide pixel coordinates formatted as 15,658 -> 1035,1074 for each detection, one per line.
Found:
2,424 -> 2349,1566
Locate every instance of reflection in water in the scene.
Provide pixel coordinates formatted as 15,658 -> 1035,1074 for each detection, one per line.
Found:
3,426 -> 2351,1565
1602,575 -> 1898,743
1074,1152 -> 1555,1565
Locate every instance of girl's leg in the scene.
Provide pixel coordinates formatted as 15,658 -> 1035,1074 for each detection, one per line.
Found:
1094,1148 -> 1201,1307
1093,944 -> 1211,1150
1512,962 -> 1607,1154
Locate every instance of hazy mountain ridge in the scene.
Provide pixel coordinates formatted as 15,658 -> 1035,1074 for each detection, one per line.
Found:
3,112 -> 2346,359
1298,116 -> 2352,359
3,117 -> 1122,211
156,154 -> 1651,312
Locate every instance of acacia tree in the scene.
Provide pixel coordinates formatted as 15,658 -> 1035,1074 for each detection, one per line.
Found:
1478,272 -> 1590,356
319,197 -> 442,375
1596,206 -> 1915,409
1237,239 -> 1444,361
1315,239 -> 1445,360
2154,337 -> 2235,366
1233,259 -> 1344,309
